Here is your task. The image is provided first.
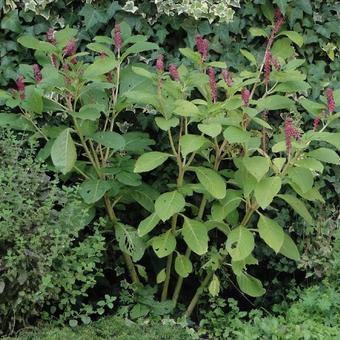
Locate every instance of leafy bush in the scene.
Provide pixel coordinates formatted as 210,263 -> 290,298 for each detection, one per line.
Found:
0,130 -> 105,335
1,2 -> 339,322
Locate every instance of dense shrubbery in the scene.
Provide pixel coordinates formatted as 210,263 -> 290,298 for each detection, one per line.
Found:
0,0 -> 339,337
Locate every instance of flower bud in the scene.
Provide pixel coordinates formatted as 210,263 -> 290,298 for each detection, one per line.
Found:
195,35 -> 209,61
156,54 -> 164,73
222,69 -> 233,87
284,118 -> 301,155
114,23 -> 122,52
264,51 -> 272,86
46,28 -> 56,45
241,88 -> 250,107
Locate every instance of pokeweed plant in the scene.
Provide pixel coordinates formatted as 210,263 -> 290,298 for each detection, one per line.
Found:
0,23 -> 161,285
128,8 -> 340,316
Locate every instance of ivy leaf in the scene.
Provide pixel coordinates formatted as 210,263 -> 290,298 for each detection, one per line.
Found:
155,191 -> 185,222
182,217 -> 209,255
226,226 -> 254,261
236,273 -> 266,297
51,128 -> 77,175
151,230 -> 176,258
257,215 -> 284,253
192,166 -> 226,199
134,152 -> 172,173
79,180 -> 111,204
175,254 -> 193,278
255,177 -> 281,209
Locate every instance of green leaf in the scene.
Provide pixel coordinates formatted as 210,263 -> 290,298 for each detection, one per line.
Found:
116,171 -> 142,187
236,273 -> 266,297
243,156 -> 269,182
173,100 -> 200,117
279,234 -> 300,261
152,230 -> 176,258
255,177 -> 281,209
257,95 -> 295,111
92,131 -> 125,151
288,167 -> 314,193
277,194 -> 313,225
182,217 -> 209,255
137,213 -> 160,237
226,226 -> 254,261
223,126 -> 251,144
193,167 -> 226,199
209,274 -> 220,297
198,123 -> 222,138
307,132 -> 340,150
180,134 -> 208,158
156,269 -> 166,283
211,189 -> 242,221
299,98 -> 326,116
115,223 -> 146,262
249,27 -> 268,38
132,66 -> 154,79
130,184 -> 159,212
54,27 -> 77,48
272,38 -> 295,59
307,148 -> 340,165
240,49 -> 257,65
155,117 -> 179,131
295,158 -> 324,173
23,86 -> 43,114
79,180 -> 111,204
83,57 -> 117,78
175,254 -> 193,278
134,152 -> 172,173
278,31 -> 304,47
87,43 -> 115,57
17,35 -> 56,52
51,128 -> 77,174
0,113 -> 35,131
155,191 -> 185,222
275,81 -> 311,92
124,90 -> 158,107
70,104 -> 104,121
257,215 -> 284,253
123,42 -> 159,56
179,48 -> 201,64
231,255 -> 258,276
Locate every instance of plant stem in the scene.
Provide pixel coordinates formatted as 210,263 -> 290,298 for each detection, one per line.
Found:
104,195 -> 141,285
184,207 -> 257,317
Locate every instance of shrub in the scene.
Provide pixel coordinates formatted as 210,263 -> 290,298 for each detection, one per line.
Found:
0,130 -> 105,335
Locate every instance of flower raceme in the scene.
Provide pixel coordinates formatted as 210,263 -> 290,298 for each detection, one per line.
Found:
32,64 -> 42,84
242,88 -> 250,107
169,64 -> 180,81
114,24 -> 122,52
222,69 -> 233,87
196,35 -> 209,62
325,88 -> 335,113
16,75 -> 25,100
264,51 -> 272,86
156,54 -> 164,73
284,118 -> 301,155
208,67 -> 217,103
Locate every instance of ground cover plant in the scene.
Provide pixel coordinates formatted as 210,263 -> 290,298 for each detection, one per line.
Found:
0,0 -> 339,337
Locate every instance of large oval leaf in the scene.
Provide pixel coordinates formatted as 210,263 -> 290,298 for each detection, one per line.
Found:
243,156 -> 269,182
257,215 -> 284,253
175,254 -> 193,278
226,226 -> 254,261
137,213 -> 160,237
151,230 -> 176,258
182,217 -> 209,255
155,191 -> 185,222
193,166 -> 226,199
51,128 -> 77,174
254,176 -> 281,209
92,132 -> 125,151
134,152 -> 172,173
79,180 -> 111,204
279,234 -> 300,261
236,273 -> 266,297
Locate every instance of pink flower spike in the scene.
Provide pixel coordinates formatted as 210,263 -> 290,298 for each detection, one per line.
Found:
114,24 -> 122,52
64,39 -> 77,57
264,51 -> 272,86
313,116 -> 320,131
284,118 -> 300,155
46,28 -> 56,45
169,64 -> 180,81
156,54 -> 164,73
16,75 -> 25,100
195,35 -> 209,61
222,69 -> 233,87
208,67 -> 217,103
32,64 -> 42,83
325,88 -> 335,113
241,88 -> 250,107
272,56 -> 281,71
273,8 -> 285,35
